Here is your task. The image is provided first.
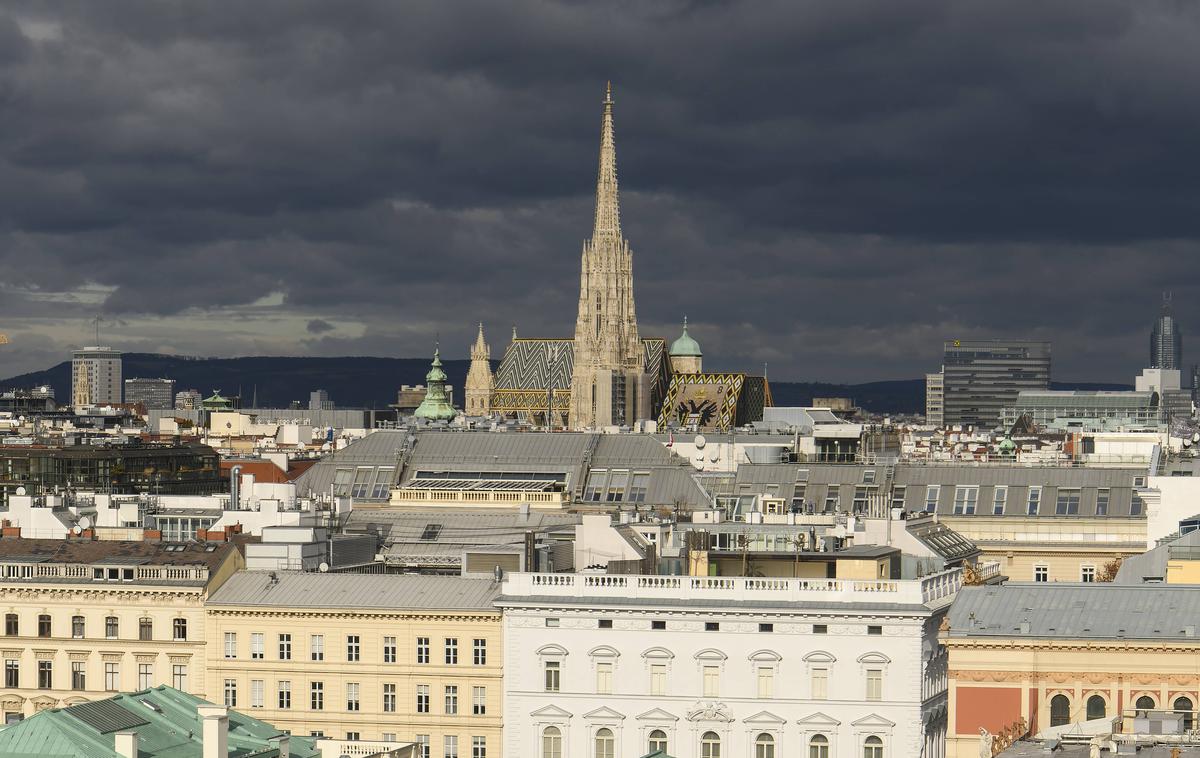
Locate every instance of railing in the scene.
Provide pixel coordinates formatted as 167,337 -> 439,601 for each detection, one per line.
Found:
391,488 -> 569,507
0,563 -> 209,583
976,561 -> 1002,581
507,567 -> 963,608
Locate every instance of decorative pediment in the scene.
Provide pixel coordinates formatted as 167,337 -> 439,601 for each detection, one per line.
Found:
536,644 -> 569,658
747,649 -> 782,662
588,645 -> 620,659
803,650 -> 836,663
636,707 -> 679,722
852,713 -> 897,728
694,648 -> 728,662
0,692 -> 25,708
30,695 -> 57,710
642,646 -> 674,660
857,652 -> 891,665
743,710 -> 786,725
686,701 -> 734,723
797,712 -> 841,727
60,696 -> 89,705
531,704 -> 573,719
583,706 -> 626,721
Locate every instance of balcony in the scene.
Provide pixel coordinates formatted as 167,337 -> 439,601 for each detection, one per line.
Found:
389,487 -> 569,509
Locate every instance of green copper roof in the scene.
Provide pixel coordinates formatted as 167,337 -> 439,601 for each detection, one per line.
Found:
414,345 -> 457,421
668,317 -> 702,357
0,685 -> 318,758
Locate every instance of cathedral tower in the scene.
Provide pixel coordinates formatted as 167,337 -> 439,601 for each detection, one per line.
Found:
569,83 -> 647,428
465,323 -> 494,416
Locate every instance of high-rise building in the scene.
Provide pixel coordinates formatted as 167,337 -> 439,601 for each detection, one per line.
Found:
71,346 -> 122,407
464,323 -> 494,417
568,83 -> 649,429
942,340 -> 1051,428
1151,292 -> 1183,370
124,377 -> 176,410
925,368 -> 944,426
308,389 -> 334,411
175,388 -> 203,410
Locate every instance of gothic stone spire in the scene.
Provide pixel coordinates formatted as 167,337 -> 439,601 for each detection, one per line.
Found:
591,81 -> 621,243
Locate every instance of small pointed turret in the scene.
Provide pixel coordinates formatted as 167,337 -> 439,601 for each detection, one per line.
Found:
414,343 -> 457,421
465,324 -> 494,417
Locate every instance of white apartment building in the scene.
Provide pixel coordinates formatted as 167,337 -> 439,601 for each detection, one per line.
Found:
925,370 -> 944,427
499,570 -> 961,758
71,346 -> 122,407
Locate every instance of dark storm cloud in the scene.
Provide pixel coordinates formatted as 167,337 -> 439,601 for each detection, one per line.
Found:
3,0 -> 1200,381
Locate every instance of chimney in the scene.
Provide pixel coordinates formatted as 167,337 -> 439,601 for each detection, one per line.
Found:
114,731 -> 138,758
197,704 -> 228,758
272,734 -> 290,757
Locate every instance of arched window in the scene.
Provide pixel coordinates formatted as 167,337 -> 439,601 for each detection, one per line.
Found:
755,733 -> 775,758
1136,695 -> 1156,711
863,735 -> 883,758
542,726 -> 562,758
594,727 -> 615,758
648,729 -> 668,754
1050,694 -> 1071,726
701,730 -> 721,758
1086,694 -> 1106,720
809,734 -> 830,758
1175,696 -> 1194,730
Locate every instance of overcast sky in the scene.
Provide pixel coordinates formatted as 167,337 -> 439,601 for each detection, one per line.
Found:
2,1 -> 1199,383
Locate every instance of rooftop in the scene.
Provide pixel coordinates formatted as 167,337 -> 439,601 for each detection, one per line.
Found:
207,570 -> 502,611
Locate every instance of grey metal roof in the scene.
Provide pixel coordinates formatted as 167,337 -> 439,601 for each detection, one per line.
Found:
947,583 -> 1200,641
1114,529 -> 1200,584
207,570 -> 501,611
347,509 -> 579,546
292,429 -> 408,496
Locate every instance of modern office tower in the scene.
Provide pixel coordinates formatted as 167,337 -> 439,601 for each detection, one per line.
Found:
1151,293 -> 1183,370
308,389 -> 334,411
124,377 -> 176,410
175,389 -> 203,410
71,346 -> 122,407
925,369 -> 945,426
942,340 -> 1051,428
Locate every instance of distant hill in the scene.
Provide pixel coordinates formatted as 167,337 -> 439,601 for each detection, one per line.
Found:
0,354 -> 1133,414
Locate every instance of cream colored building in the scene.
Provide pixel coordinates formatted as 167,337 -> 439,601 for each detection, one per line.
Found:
0,537 -> 242,721
205,571 -> 502,756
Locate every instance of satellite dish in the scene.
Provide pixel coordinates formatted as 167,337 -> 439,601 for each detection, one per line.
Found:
1193,432 -> 1199,443
1185,439 -> 1193,448
14,487 -> 25,496
694,435 -> 706,449
319,562 -> 330,573
78,516 -> 92,530
709,452 -> 719,462
71,525 -> 82,535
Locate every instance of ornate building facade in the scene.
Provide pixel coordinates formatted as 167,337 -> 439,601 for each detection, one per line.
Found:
464,324 -> 493,417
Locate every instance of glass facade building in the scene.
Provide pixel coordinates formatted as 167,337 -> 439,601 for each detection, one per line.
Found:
943,340 -> 1051,428
1151,298 -> 1183,370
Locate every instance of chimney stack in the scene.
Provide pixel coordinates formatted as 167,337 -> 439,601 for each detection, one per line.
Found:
114,731 -> 138,758
197,704 -> 229,758
272,734 -> 290,757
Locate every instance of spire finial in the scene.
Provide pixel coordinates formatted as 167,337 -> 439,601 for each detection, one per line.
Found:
683,315 -> 688,330
591,81 -> 621,241
605,81 -> 612,103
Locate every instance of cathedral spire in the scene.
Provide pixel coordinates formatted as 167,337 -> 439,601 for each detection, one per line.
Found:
591,81 -> 621,242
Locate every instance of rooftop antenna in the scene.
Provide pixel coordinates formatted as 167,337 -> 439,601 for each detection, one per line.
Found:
91,315 -> 103,345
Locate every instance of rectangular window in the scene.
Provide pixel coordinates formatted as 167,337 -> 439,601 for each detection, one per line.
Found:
38,661 -> 52,689
445,638 -> 458,664
106,616 -> 119,639
224,632 -> 237,659
138,664 -> 152,690
629,472 -> 650,503
473,638 -> 486,665
1096,488 -> 1110,516
583,470 -> 606,502
38,614 -> 51,638
759,623 -> 774,633
925,485 -> 940,513
172,664 -> 187,691
868,625 -> 883,635
71,661 -> 86,690
596,661 -> 613,694
444,685 -> 458,715
417,637 -> 430,664
757,667 -> 774,698
852,485 -> 872,513
347,732 -> 360,742
347,682 -> 360,711
1055,488 -> 1081,515
953,486 -> 978,515
105,662 -> 119,691
383,683 -> 397,713
544,661 -> 560,692
1027,486 -> 1042,516
417,684 -> 430,713
650,663 -> 666,695
279,634 -> 292,660
652,620 -> 666,630
705,622 -> 719,632
346,635 -> 360,662
417,736 -> 431,758
4,660 -> 17,688
890,485 -> 906,510
278,680 -> 291,709
72,615 -> 85,639
251,679 -> 263,708
1081,565 -> 1096,583
445,735 -> 458,758
310,634 -> 323,661
702,665 -> 720,697
863,469 -> 877,484
992,486 -> 1008,515
472,736 -> 486,758
472,686 -> 486,715
606,470 -> 629,502
172,618 -> 187,641
139,618 -> 153,641
224,679 -> 237,707
310,681 -> 324,710
383,636 -> 396,663
823,491 -> 839,513
866,668 -> 883,701
812,667 -> 828,700
813,624 -> 828,634
1034,564 -> 1049,582
245,632 -> 262,660
598,619 -> 613,629
1131,493 -> 1145,516
4,614 -> 16,636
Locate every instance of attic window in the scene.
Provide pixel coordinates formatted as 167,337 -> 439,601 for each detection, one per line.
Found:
419,524 -> 443,541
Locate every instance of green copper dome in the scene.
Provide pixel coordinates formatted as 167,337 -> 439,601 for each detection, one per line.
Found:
669,317 -> 702,357
414,345 -> 457,421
